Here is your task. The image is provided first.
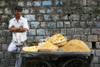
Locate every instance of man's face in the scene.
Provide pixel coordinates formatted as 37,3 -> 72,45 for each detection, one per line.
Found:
15,10 -> 22,17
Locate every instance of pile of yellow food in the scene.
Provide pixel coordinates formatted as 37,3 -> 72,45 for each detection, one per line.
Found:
63,39 -> 91,52
46,33 -> 67,43
38,42 -> 58,52
22,46 -> 38,52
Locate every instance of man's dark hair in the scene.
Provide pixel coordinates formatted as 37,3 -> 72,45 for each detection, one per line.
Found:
15,6 -> 22,11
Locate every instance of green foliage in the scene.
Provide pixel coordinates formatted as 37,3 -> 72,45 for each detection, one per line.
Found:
82,7 -> 85,13
4,14 -> 13,24
65,11 -> 67,14
98,7 -> 100,10
33,2 -> 35,6
90,9 -> 94,17
70,20 -> 72,23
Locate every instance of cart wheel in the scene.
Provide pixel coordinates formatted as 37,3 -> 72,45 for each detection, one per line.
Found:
62,58 -> 89,67
22,59 -> 52,67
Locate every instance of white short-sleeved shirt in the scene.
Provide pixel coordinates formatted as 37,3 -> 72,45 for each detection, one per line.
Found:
9,16 -> 29,43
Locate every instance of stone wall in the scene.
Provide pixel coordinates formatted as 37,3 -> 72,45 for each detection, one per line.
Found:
0,0 -> 100,67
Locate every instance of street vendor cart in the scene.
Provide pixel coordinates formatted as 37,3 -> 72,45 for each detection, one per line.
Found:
16,41 -> 93,67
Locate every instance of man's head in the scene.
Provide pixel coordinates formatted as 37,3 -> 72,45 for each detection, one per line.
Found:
15,6 -> 23,17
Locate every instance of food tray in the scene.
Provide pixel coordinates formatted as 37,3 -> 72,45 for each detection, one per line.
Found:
38,46 -> 58,52
22,46 -> 38,52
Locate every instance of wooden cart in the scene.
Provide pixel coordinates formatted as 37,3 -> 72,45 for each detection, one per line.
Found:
16,42 -> 93,67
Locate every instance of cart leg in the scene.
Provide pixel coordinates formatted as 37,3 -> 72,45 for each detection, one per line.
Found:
88,54 -> 94,67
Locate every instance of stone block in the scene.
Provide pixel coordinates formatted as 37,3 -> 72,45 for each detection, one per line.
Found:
97,15 -> 100,20
96,50 -> 100,56
28,29 -> 36,35
87,21 -> 93,27
23,8 -> 29,14
61,29 -> 66,35
34,1 -> 41,6
92,29 -> 100,34
0,44 -> 2,51
7,37 -> 12,44
47,22 -> 56,28
84,28 -> 90,34
75,28 -> 83,34
98,57 -> 100,63
81,35 -> 87,41
1,59 -> 9,65
71,21 -> 79,27
61,15 -> 68,20
5,52 -> 11,59
80,0 -> 86,6
52,15 -> 59,21
37,29 -> 45,35
39,9 -> 46,13
67,28 -> 74,34
35,36 -> 43,40
55,1 -> 59,5
94,21 -> 100,27
64,35 -> 72,41
0,52 -> 3,58
57,8 -> 62,13
85,42 -> 92,49
0,23 -> 8,29
88,35 -> 98,42
80,22 -> 85,28
93,57 -> 98,63
43,36 -> 50,39
0,1 -> 5,6
44,15 -> 51,21
2,44 -> 7,51
18,2 -> 24,6
41,22 -> 46,28
47,8 -> 55,13
46,29 -> 52,35
27,36 -> 34,43
42,1 -> 52,6
30,8 -> 36,14
87,1 -> 97,6
0,9 -> 3,14
38,15 -> 44,21
27,1 -> 32,6
73,35 -> 80,40
83,7 -> 92,13
94,64 -> 100,67
10,59 -> 16,65
99,35 -> 100,41
25,15 -> 35,21
0,37 -> 6,43
31,22 -> 40,28
0,65 -> 4,67
3,30 -> 11,36
55,1 -> 63,6
5,8 -> 11,14
81,14 -> 90,21
53,29 -> 60,35
0,30 -> 2,36
64,22 -> 70,27
57,22 -> 63,27
71,14 -> 79,20
96,42 -> 100,49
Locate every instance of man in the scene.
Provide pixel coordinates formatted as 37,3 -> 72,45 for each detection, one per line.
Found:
7,6 -> 29,67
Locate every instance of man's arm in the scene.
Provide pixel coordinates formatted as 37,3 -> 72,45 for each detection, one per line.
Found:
9,25 -> 27,32
9,25 -> 21,32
